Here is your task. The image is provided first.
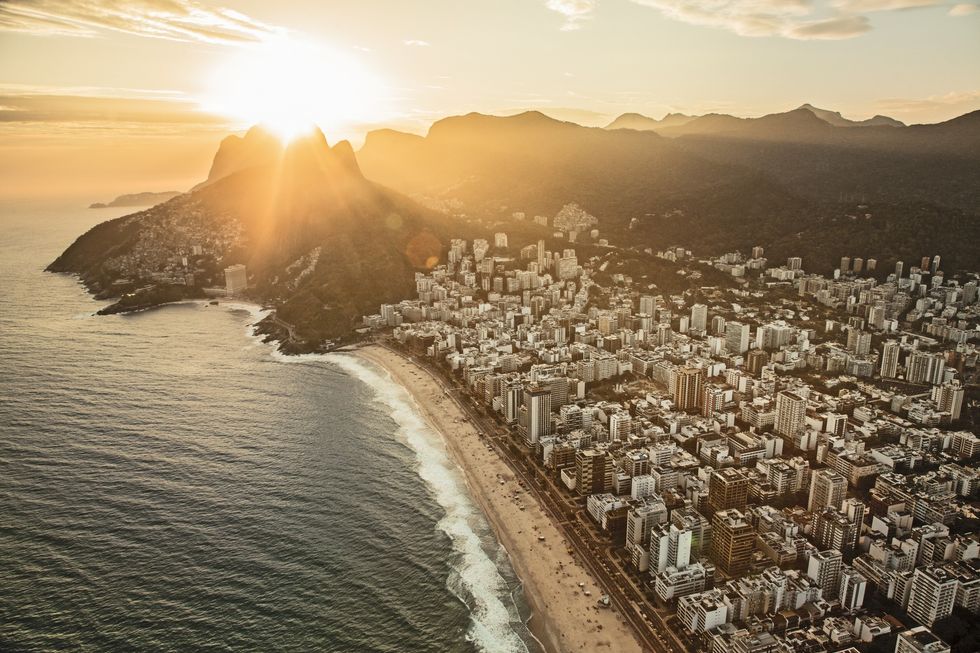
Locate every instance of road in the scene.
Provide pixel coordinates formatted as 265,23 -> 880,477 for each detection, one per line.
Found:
379,341 -> 691,653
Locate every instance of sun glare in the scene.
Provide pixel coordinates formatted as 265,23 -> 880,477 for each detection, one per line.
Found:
200,37 -> 386,141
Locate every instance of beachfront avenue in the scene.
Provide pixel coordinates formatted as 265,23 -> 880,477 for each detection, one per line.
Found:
359,238 -> 980,653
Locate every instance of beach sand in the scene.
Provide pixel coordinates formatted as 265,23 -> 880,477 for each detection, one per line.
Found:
356,344 -> 644,653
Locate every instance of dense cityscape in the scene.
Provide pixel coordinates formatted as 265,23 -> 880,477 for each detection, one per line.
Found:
360,220 -> 979,653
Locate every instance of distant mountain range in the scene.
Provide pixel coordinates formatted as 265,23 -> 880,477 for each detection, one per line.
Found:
358,105 -> 980,271
51,102 -> 980,347
604,104 -> 906,132
89,191 -> 181,209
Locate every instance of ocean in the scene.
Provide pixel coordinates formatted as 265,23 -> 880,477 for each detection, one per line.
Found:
0,202 -> 536,652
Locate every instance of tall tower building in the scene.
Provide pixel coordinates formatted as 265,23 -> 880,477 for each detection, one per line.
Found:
839,566 -> 867,611
690,304 -> 708,332
725,321 -> 750,355
775,391 -> 807,439
639,294 -> 657,317
673,367 -> 704,412
522,384 -> 552,444
809,469 -> 847,512
651,522 -> 693,573
575,449 -> 614,496
907,567 -> 958,626
710,509 -> 754,578
907,351 -> 946,385
933,381 -> 965,421
807,549 -> 842,599
880,340 -> 900,378
708,468 -> 749,514
746,349 -> 769,376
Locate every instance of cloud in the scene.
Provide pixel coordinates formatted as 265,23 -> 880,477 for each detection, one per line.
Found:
403,39 -> 430,46
0,87 -> 229,124
875,89 -> 980,114
545,0 -> 598,30
631,0 -> 946,39
0,0 -> 282,44
832,0 -> 942,10
786,14 -> 870,38
948,2 -> 979,14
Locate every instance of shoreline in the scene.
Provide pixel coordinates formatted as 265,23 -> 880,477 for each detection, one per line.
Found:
354,344 -> 644,653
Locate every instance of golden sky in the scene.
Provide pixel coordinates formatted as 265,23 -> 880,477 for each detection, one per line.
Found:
1,0 -> 978,201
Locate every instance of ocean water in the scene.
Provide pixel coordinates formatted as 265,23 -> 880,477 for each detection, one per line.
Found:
0,202 -> 535,653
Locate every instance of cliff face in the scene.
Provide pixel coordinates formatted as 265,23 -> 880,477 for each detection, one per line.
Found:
50,125 -> 459,349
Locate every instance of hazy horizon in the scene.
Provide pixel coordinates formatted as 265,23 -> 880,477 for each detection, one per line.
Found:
2,0 -> 979,201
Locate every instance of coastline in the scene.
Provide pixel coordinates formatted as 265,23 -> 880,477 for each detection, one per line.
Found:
354,344 -> 644,653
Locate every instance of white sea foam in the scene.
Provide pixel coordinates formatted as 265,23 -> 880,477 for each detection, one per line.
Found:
325,353 -> 530,653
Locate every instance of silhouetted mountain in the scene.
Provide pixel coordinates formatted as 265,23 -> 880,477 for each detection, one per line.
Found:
605,112 -> 695,131
89,190 -> 182,209
358,109 -> 980,271
358,110 -> 796,223
671,109 -> 980,211
798,103 -> 904,128
51,125 -> 460,350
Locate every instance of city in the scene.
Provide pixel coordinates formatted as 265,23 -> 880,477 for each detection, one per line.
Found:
364,225 -> 979,653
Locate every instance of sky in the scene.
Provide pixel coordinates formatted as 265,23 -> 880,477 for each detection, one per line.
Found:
0,0 -> 978,200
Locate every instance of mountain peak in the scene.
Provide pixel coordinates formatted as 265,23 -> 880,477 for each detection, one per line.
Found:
197,124 -> 363,190
798,103 -> 904,128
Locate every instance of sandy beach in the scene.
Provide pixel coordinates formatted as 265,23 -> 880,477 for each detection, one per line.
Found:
355,344 -> 644,653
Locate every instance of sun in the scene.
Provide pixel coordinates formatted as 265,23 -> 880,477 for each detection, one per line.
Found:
200,37 -> 386,141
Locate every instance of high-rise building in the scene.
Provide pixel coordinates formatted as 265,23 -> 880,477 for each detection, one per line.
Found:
807,549 -> 842,599
963,281 -> 978,305
881,340 -> 900,379
746,349 -> 769,376
702,384 -> 727,418
809,469 -> 847,512
575,449 -> 614,495
651,522 -> 693,573
907,566 -> 958,626
522,384 -> 552,444
775,391 -> 807,439
672,507 -> 712,559
787,257 -> 802,270
894,627 -> 951,653
933,381 -> 965,421
674,367 -> 704,412
708,468 -> 749,514
907,351 -> 946,385
627,498 -> 667,547
846,328 -> 872,357
712,315 -> 727,336
725,321 -> 750,355
853,257 -> 864,274
711,509 -> 755,578
840,256 -> 851,273
895,260 -> 904,279
813,507 -> 859,555
690,304 -> 708,332
639,294 -> 657,318
224,264 -> 248,293
752,246 -> 764,259
839,566 -> 867,611
494,232 -> 508,248
608,411 -> 632,440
